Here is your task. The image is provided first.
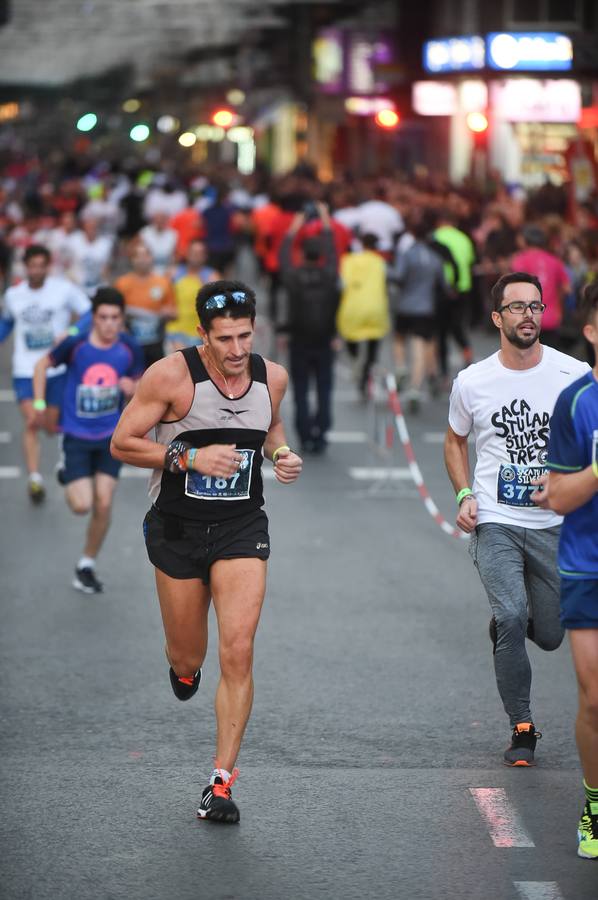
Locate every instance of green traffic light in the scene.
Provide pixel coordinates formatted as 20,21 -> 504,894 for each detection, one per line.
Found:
76,113 -> 97,132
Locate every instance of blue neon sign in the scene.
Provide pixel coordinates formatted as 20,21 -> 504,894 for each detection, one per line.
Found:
486,32 -> 573,71
423,36 -> 485,74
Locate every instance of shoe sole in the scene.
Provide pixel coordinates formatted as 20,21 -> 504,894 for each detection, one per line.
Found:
72,578 -> 102,594
504,759 -> 535,767
197,810 -> 240,824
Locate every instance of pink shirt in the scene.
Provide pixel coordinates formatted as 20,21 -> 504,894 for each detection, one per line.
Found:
511,248 -> 569,331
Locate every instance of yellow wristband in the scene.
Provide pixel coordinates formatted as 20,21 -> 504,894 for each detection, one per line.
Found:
272,445 -> 290,464
32,398 -> 47,411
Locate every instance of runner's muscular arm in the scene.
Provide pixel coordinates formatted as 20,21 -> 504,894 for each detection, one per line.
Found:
110,359 -> 175,468
264,360 -> 302,484
547,467 -> 598,516
444,425 -> 478,533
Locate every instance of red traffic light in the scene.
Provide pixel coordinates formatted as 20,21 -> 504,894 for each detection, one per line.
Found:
375,109 -> 400,129
466,112 -> 488,133
212,108 -> 235,128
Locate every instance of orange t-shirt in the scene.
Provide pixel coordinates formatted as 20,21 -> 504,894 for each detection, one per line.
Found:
114,272 -> 175,314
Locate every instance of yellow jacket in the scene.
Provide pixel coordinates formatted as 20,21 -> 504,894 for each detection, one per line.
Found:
337,250 -> 390,342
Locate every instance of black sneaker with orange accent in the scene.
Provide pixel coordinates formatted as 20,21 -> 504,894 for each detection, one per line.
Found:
169,666 -> 201,701
197,771 -> 240,824
504,722 -> 542,766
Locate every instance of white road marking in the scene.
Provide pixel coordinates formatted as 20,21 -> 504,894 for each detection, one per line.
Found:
514,883 -> 564,900
0,432 -> 12,443
0,466 -> 21,477
349,467 -> 411,481
327,431 -> 367,443
469,788 -> 535,848
121,466 -> 150,478
0,389 -> 14,401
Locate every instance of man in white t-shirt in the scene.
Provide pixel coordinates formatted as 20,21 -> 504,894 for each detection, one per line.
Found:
444,271 -> 590,766
354,186 -> 403,256
65,217 -> 113,297
0,244 -> 90,503
139,212 -> 178,276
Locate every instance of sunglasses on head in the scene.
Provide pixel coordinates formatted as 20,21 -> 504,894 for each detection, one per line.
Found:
203,291 -> 249,310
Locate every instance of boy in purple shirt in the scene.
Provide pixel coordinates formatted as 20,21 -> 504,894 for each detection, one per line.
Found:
33,287 -> 143,593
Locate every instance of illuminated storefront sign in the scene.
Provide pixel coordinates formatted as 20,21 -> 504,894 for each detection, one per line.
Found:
490,79 -> 581,122
346,33 -> 393,94
412,80 -> 487,117
412,82 -> 457,116
423,36 -> 485,74
313,29 -> 394,95
313,28 -> 345,94
345,97 -> 396,116
487,32 -> 572,71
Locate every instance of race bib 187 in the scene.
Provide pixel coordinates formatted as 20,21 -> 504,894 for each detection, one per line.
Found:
497,463 -> 546,508
185,449 -> 254,501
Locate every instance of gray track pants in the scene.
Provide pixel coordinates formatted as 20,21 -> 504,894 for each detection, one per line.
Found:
469,522 -> 564,728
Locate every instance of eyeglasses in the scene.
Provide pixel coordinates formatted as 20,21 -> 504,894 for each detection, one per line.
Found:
203,291 -> 249,310
497,301 -> 546,315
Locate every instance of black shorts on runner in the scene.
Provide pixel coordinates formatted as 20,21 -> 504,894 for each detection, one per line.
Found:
143,506 -> 270,583
394,314 -> 436,341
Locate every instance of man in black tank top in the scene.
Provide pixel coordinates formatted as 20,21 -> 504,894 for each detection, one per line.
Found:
111,280 -> 302,823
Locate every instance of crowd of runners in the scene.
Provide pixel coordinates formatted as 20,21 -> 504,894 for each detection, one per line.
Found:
0,150 -> 596,851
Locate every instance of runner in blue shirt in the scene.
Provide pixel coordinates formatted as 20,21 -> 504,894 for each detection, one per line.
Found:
546,280 -> 598,859
33,287 -> 143,594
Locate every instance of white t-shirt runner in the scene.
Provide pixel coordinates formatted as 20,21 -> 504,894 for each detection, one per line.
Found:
2,276 -> 90,378
448,346 -> 590,529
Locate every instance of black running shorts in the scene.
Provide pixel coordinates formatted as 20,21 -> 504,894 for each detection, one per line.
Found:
143,506 -> 270,583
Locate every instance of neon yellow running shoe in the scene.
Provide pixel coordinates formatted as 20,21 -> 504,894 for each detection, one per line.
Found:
578,801 -> 598,859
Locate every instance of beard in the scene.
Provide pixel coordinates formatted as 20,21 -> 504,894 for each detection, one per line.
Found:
503,322 -> 539,349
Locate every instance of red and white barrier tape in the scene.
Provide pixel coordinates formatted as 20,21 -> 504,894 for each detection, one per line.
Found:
384,373 -> 469,541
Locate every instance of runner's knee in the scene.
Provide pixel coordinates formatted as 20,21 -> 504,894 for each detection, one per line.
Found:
495,613 -> 526,645
220,636 -> 253,679
169,649 -> 203,678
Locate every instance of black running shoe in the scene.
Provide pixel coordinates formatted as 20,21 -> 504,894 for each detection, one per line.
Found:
169,666 -> 201,701
197,771 -> 240,824
28,479 -> 46,505
504,722 -> 542,767
73,567 -> 103,594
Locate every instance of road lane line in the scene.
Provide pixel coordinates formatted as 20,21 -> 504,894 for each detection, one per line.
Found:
0,466 -> 21,477
327,431 -> 367,443
0,432 -> 12,442
349,467 -> 411,481
469,788 -> 535,848
514,883 -> 564,900
0,389 -> 14,401
121,466 -> 150,478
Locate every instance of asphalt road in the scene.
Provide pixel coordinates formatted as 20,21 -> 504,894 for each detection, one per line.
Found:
0,303 -> 596,900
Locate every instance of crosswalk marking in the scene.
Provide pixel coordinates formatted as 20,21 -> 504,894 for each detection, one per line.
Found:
0,432 -> 12,443
327,431 -> 367,443
349,467 -> 411,481
0,466 -> 21,477
0,389 -> 13,401
514,883 -> 564,900
469,788 -> 535,848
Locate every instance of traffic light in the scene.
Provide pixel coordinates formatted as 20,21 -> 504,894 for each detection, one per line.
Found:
374,109 -> 400,129
466,112 -> 488,133
211,108 -> 235,128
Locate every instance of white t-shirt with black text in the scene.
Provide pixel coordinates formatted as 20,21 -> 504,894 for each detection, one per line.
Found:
448,346 -> 590,529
